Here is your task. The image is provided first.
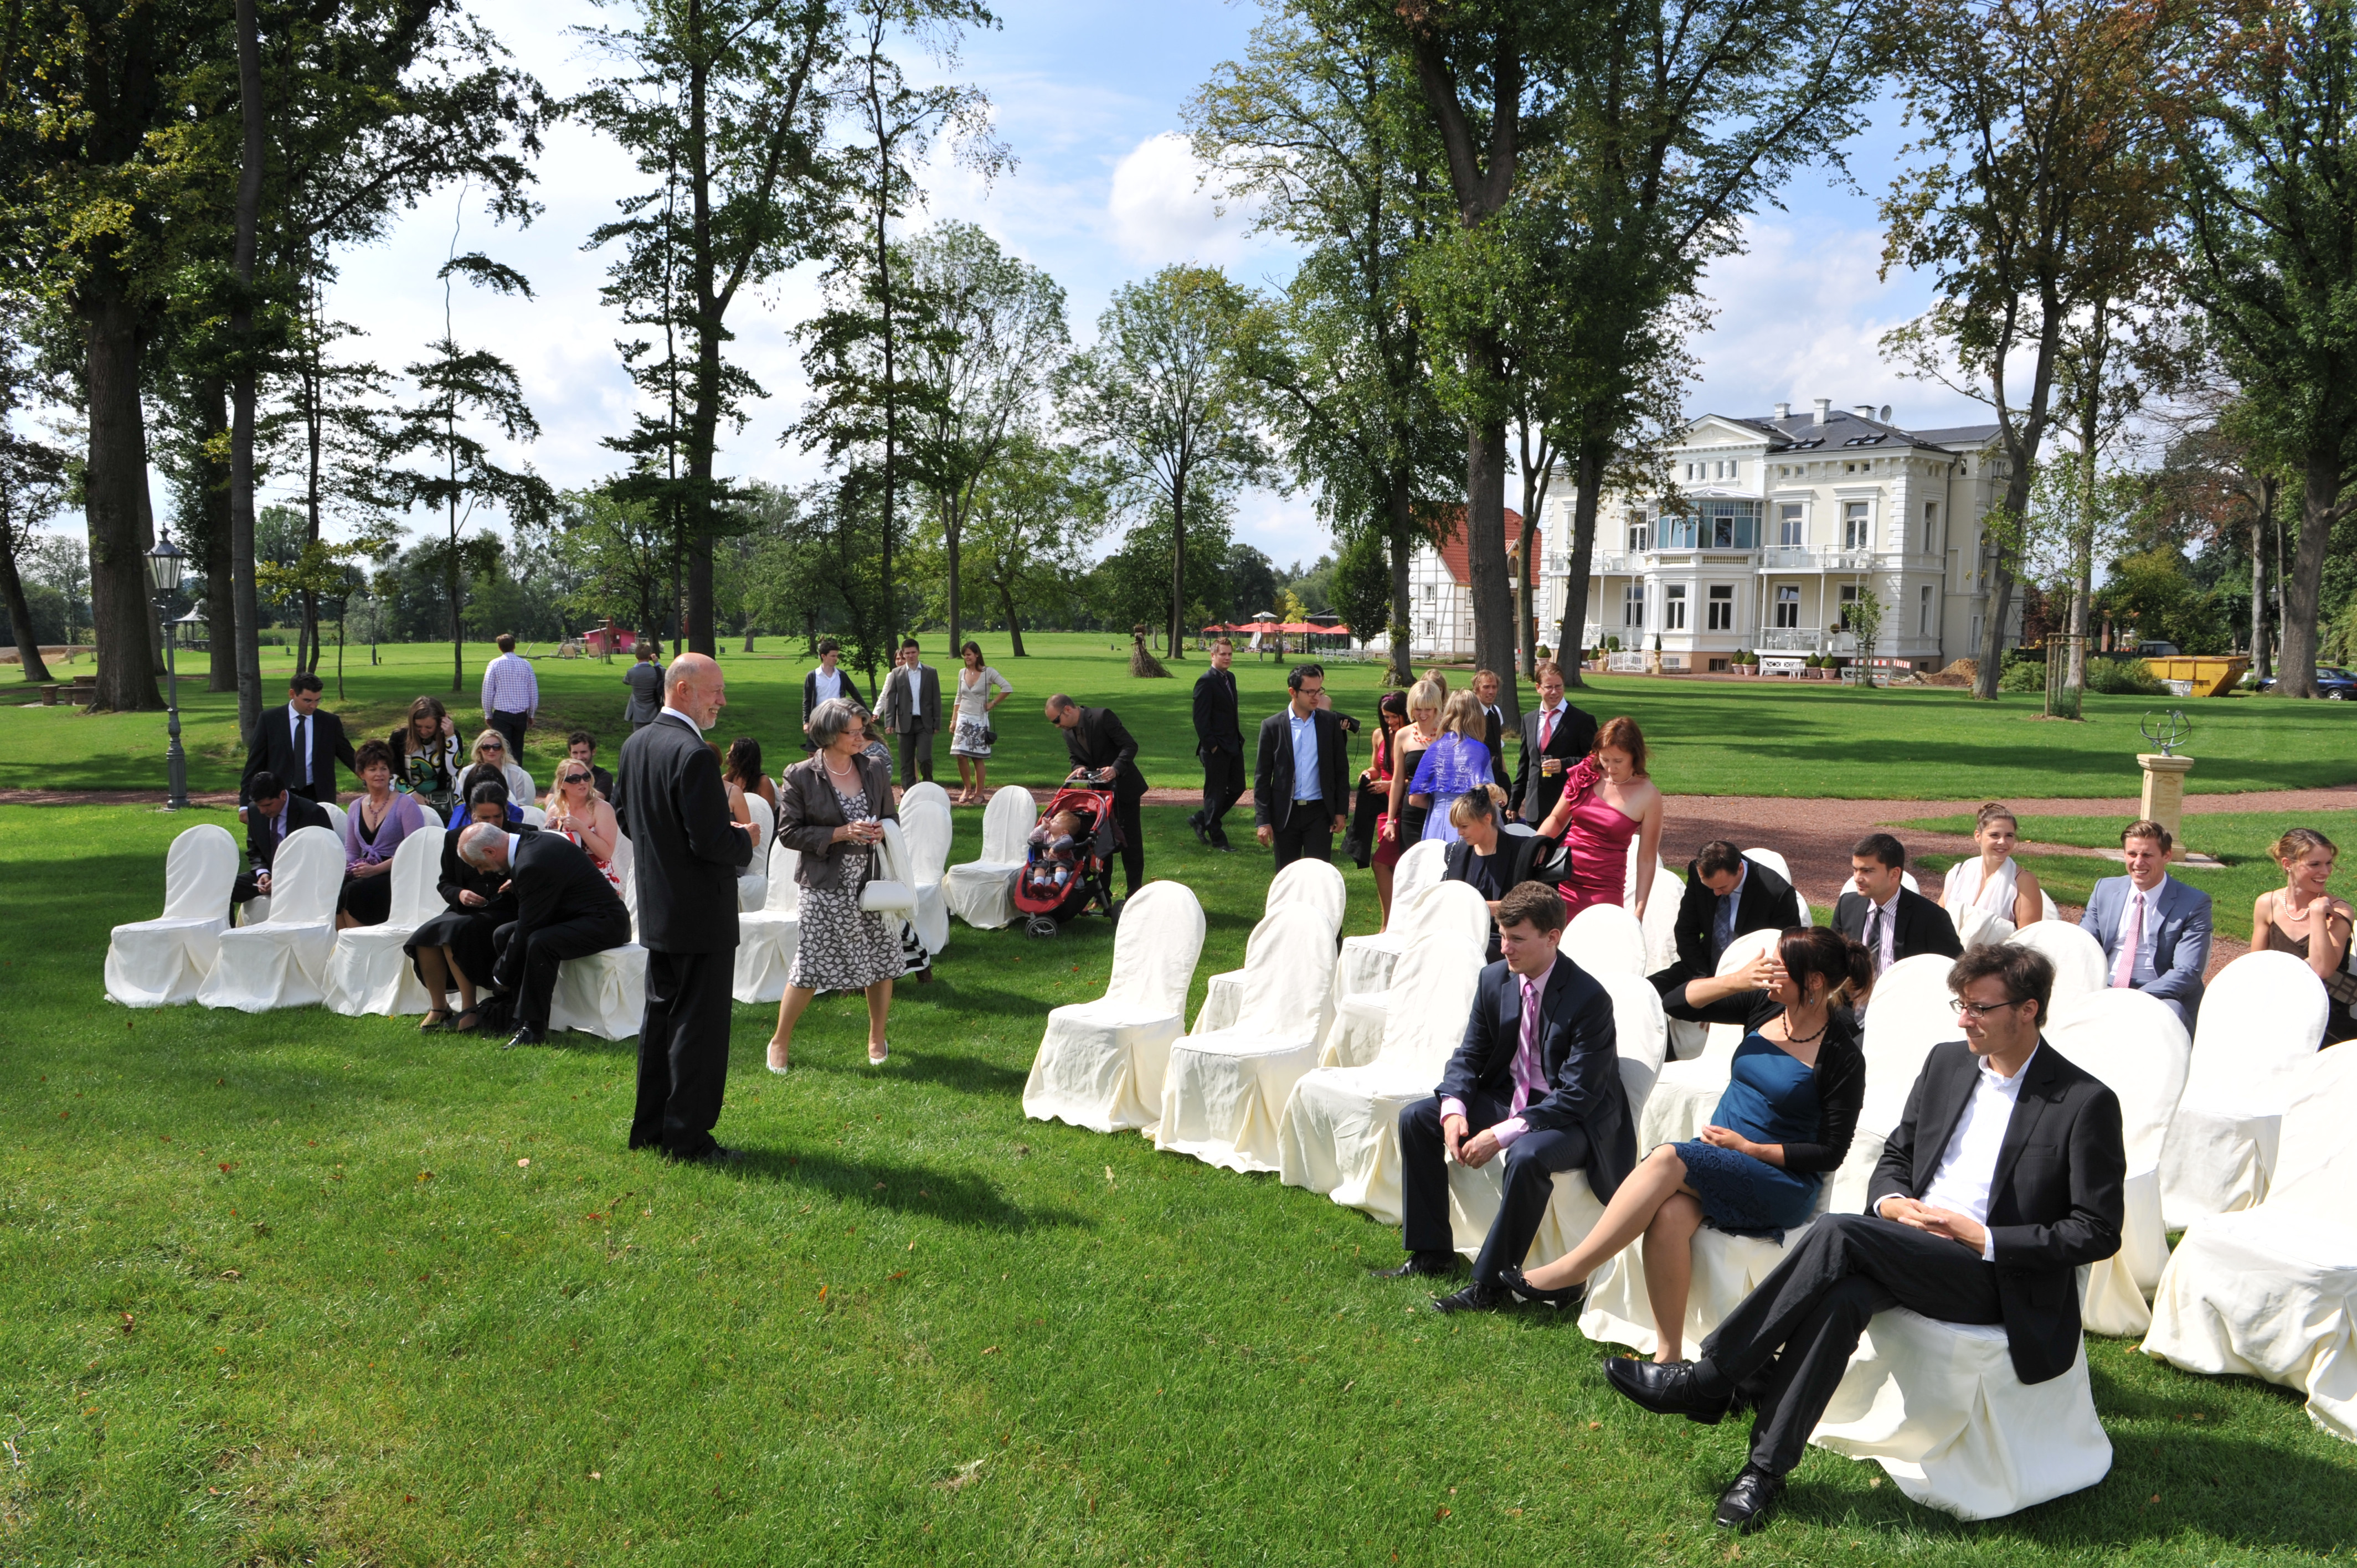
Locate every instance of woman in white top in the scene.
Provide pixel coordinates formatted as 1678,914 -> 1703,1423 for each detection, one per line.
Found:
1939,801 -> 2044,934
469,728 -> 534,805
947,639 -> 1014,804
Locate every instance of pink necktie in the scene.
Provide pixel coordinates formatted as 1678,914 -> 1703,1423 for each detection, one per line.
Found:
1513,977 -> 1541,1115
1539,708 -> 1556,750
2113,890 -> 2144,988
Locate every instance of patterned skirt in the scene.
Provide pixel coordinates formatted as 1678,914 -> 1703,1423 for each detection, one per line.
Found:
788,845 -> 904,993
950,714 -> 993,758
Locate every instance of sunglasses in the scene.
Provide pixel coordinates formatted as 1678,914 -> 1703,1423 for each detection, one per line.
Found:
560,771 -> 590,785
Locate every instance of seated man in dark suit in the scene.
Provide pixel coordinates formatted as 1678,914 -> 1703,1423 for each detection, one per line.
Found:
1653,840 -> 1804,1015
1603,944 -> 2126,1532
2079,818 -> 2212,1031
461,822 -> 633,1051
233,770 -> 333,906
1442,787 -> 1550,961
1831,833 -> 1960,984
1378,880 -> 1634,1314
239,672 -> 356,808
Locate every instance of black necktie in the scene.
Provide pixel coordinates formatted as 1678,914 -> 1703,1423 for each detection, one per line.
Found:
294,714 -> 309,788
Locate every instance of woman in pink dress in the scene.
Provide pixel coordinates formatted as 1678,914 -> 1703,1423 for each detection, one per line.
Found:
1532,715 -> 1663,920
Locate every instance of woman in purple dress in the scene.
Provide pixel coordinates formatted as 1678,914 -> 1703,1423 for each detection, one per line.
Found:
1532,714 -> 1663,920
1407,690 -> 1497,845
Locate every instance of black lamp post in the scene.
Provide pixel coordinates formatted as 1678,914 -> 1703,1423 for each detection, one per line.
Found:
145,533 -> 190,811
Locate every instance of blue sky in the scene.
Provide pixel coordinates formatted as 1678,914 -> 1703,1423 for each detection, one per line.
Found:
258,0 -> 1983,567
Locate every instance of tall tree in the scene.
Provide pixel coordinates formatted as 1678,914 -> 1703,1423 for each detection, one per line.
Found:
938,434 -> 1103,655
2169,0 -> 2357,698
1058,265 -> 1267,658
574,0 -> 840,658
0,293 -> 69,682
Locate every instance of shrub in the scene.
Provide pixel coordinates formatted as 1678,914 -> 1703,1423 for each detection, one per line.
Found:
1999,659 -> 2045,693
2086,656 -> 2168,696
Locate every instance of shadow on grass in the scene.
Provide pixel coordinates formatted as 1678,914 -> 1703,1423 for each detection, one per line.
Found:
730,1146 -> 1088,1234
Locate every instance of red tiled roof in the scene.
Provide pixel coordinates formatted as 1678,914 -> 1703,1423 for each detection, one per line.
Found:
1434,507 -> 1532,587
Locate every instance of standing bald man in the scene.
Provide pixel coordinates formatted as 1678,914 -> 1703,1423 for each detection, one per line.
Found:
611,652 -> 754,1163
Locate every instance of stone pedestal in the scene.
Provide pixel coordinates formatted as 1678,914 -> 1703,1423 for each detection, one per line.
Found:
2138,753 -> 2195,861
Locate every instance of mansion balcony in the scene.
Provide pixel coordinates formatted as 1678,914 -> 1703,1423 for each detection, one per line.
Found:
1562,546 -> 1936,576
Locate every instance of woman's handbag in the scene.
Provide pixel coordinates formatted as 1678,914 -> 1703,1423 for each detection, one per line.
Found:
857,817 -> 918,914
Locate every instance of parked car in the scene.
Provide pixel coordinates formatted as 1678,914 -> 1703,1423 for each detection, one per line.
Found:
2258,666 -> 2357,699
2133,639 -> 2181,658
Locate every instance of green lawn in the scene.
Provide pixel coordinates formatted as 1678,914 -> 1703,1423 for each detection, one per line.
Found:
9,635 -> 2357,800
6,803 -> 2355,1565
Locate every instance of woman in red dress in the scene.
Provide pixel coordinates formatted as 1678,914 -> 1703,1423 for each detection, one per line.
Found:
1359,692 -> 1411,925
1532,714 -> 1664,920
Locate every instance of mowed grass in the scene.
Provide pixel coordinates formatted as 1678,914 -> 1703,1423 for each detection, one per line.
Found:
7,805 -> 2357,1565
8,635 -> 2357,800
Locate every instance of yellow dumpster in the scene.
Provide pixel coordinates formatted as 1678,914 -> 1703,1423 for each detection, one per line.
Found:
2143,656 -> 2251,697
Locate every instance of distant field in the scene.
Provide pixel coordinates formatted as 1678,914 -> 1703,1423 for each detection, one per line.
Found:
7,635 -> 2356,799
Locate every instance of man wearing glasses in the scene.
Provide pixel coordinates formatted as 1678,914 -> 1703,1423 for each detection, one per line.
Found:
1603,943 -> 2126,1533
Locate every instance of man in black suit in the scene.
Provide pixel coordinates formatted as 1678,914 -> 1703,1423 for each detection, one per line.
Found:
462,824 -> 633,1050
1252,663 -> 1351,869
611,652 -> 755,1164
1190,637 -> 1244,850
1832,833 -> 1961,983
1508,661 -> 1597,823
1604,944 -> 2126,1533
232,770 -> 332,905
1653,840 -> 1804,1014
1047,693 -> 1149,897
1471,668 -> 1514,793
240,672 -> 356,807
1380,881 -> 1634,1314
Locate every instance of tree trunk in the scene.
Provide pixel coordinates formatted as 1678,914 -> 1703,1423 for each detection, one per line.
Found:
2276,448 -> 2342,698
1555,440 -> 1607,689
198,378 -> 238,692
228,0 -> 266,735
82,295 -> 162,711
1465,415 -> 1513,688
0,543 -> 52,682
1386,476 -> 1415,687
1167,470 -> 1187,662
2250,508 -> 2271,681
999,582 -> 1026,657
944,495 -> 963,657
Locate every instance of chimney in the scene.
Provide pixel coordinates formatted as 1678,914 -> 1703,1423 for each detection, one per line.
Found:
1854,404 -> 1876,419
1812,398 -> 1830,425
1773,401 -> 1791,420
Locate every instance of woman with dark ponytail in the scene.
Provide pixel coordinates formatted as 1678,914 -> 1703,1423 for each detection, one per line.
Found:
1497,926 -> 1870,1361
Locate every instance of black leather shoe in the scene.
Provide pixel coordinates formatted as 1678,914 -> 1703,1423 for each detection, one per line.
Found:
1429,1280 -> 1510,1314
1502,1264 -> 1586,1309
1188,812 -> 1209,845
502,1025 -> 547,1051
1602,1356 -> 1732,1425
1714,1465 -> 1786,1533
1373,1251 -> 1463,1281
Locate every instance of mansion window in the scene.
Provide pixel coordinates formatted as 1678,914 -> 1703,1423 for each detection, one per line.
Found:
1778,503 -> 1805,547
1656,498 -> 1761,550
1664,584 -> 1688,630
1837,584 -> 1859,629
1773,585 -> 1800,628
1627,508 -> 1650,553
1623,581 -> 1645,627
1923,501 -> 1941,556
1843,501 -> 1871,550
1920,585 -> 1934,635
1707,585 -> 1735,631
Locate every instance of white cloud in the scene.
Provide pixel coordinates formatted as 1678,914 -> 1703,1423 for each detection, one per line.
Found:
1105,131 -> 1250,267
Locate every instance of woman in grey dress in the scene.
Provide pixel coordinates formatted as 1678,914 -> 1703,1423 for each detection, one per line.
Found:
767,698 -> 904,1070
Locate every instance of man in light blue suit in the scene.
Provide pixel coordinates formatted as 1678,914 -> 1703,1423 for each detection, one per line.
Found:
2080,818 -> 2212,1031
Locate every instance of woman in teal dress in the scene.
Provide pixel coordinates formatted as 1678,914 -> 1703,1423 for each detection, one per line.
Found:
1501,925 -> 1871,1363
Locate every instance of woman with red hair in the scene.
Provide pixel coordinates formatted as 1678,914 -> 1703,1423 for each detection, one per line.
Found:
1532,714 -> 1663,919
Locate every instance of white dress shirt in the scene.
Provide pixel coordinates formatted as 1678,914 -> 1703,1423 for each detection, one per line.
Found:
1879,1046 -> 2037,1261
661,704 -> 707,735
812,667 -> 842,704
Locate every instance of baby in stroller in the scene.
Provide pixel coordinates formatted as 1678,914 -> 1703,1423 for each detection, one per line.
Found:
1026,807 -> 1087,894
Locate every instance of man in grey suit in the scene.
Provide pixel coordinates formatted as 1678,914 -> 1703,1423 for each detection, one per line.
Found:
2080,818 -> 2212,1031
621,642 -> 665,731
875,637 -> 941,787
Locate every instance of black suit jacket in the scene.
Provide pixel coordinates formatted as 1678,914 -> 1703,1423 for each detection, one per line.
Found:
1478,704 -> 1514,792
1443,834 -> 1550,960
435,822 -> 535,919
1063,706 -> 1148,800
1435,957 -> 1635,1203
1192,666 -> 1242,755
1870,1039 -> 2127,1385
801,667 -> 868,728
1834,887 -> 1963,963
492,832 -> 630,991
245,794 -> 332,874
1252,707 -> 1351,830
611,714 -> 753,953
1509,700 -> 1598,822
1671,855 -> 1803,978
241,705 -> 356,804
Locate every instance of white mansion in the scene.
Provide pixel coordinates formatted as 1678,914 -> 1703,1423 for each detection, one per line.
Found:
1407,399 -> 2021,672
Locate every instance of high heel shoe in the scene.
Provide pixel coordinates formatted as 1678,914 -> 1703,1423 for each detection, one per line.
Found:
1502,1264 -> 1586,1309
867,1040 -> 889,1065
765,1039 -> 791,1075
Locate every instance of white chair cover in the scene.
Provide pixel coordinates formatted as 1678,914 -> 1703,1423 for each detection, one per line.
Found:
1155,906 -> 1341,1172
1277,933 -> 1488,1224
323,800 -> 349,836
1336,854 -> 1478,1003
1639,929 -> 1783,1148
2159,951 -> 2329,1228
733,845 -> 804,1004
899,778 -> 952,818
1392,837 -> 1447,915
2044,987 -> 2193,1334
1445,972 -> 1669,1271
1197,858 -> 1349,1032
1640,858 -> 1685,975
943,785 -> 1035,930
901,794 -> 953,955
196,826 -> 344,1012
1563,903 -> 1646,978
1810,1309 -> 2112,1519
517,804 -> 545,828
1318,883 -> 1491,1067
323,828 -> 445,1016
737,795 -> 774,914
1023,881 -> 1207,1133
1820,953 -> 1964,1214
550,835 -> 645,1039
105,823 -> 239,1007
2006,920 -> 2108,1007
1953,905 -> 2016,947
1740,846 -> 1811,927
2143,1045 -> 2357,1442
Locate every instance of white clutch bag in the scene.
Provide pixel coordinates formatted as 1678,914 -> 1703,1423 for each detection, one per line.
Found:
857,818 -> 917,914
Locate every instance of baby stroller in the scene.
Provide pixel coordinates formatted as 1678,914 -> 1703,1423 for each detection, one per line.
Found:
1012,784 -> 1123,938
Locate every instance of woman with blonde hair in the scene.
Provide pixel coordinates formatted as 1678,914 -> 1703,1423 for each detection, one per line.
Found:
469,728 -> 533,804
1939,802 -> 2044,932
1404,688 -> 1496,844
1381,679 -> 1446,861
2253,827 -> 2357,1046
542,755 -> 622,890
1532,714 -> 1662,919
